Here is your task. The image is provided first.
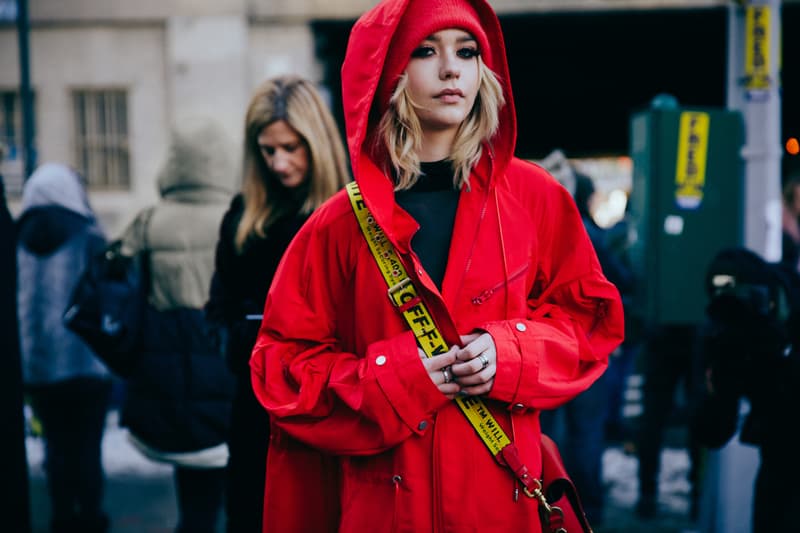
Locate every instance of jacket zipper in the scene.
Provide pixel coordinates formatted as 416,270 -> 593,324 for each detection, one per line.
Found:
471,265 -> 528,305
458,192 -> 491,303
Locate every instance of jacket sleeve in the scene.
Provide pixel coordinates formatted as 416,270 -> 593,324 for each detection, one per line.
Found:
249,212 -> 449,456
481,174 -> 625,411
204,197 -> 243,327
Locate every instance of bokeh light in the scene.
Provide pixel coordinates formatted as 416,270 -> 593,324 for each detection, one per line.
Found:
787,137 -> 799,156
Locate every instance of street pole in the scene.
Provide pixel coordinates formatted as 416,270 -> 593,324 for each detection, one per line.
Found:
702,5 -> 784,533
16,0 -> 35,180
727,0 -> 783,261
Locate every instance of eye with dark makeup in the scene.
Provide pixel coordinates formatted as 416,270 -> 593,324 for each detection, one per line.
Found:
411,46 -> 435,58
457,47 -> 480,59
410,45 -> 479,60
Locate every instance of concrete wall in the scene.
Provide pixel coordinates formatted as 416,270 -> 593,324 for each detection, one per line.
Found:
29,0 -> 248,21
27,0 -> 733,22
1,0 -> 747,232
248,23 -> 321,87
166,16 -> 249,151
0,24 -> 169,235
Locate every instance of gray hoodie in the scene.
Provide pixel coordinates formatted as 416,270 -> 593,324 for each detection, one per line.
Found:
17,163 -> 110,385
121,118 -> 237,311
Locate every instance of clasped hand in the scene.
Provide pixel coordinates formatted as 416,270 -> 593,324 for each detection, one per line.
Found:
419,332 -> 496,399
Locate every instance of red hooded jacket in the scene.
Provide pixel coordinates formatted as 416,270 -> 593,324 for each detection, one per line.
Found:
250,0 -> 624,531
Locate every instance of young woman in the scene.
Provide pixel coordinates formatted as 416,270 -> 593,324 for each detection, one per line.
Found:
250,1 -> 625,531
205,75 -> 350,533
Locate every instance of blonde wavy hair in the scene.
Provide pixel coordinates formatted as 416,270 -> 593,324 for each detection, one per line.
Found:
376,57 -> 505,191
236,76 -> 350,251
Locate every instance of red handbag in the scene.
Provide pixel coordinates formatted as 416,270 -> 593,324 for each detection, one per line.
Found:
539,434 -> 593,533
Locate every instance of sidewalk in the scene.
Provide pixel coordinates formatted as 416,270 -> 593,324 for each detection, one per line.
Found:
26,411 -> 184,533
26,410 -> 696,533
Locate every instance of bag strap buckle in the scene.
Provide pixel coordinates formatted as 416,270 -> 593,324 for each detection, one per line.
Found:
523,480 -> 566,533
387,277 -> 412,306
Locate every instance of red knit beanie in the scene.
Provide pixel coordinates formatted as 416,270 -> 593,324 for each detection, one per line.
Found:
377,0 -> 491,114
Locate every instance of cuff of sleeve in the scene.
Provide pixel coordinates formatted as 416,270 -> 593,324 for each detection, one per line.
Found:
368,331 -> 450,435
480,321 -> 536,408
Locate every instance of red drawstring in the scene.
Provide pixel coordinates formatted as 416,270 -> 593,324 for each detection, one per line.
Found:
392,475 -> 402,532
494,189 -> 510,317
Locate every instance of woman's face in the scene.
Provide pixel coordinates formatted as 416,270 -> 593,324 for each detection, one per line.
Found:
404,28 -> 481,135
257,120 -> 310,189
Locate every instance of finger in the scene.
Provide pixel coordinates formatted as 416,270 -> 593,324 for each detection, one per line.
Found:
451,350 -> 492,377
450,359 -> 482,378
453,367 -> 494,386
455,343 -> 480,362
459,333 -> 481,345
461,378 -> 494,396
436,365 -> 454,386
422,346 -> 459,371
456,333 -> 491,361
439,383 -> 461,398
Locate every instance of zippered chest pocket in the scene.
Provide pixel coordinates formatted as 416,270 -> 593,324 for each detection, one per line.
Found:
468,264 -> 530,317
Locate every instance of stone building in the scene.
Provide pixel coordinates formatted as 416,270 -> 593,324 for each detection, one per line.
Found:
0,0 -> 789,233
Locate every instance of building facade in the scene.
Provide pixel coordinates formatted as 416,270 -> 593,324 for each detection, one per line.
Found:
0,0 -> 760,233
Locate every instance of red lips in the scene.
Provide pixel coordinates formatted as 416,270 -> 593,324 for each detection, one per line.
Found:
435,88 -> 464,97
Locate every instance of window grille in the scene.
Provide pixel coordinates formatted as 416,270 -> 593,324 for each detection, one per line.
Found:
72,89 -> 130,189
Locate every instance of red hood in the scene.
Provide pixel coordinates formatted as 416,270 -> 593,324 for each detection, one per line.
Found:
341,0 -> 517,248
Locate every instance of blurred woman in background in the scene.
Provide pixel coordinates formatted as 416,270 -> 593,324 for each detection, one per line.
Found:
205,75 -> 350,532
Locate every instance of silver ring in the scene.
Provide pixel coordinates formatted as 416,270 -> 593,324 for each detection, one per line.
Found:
442,367 -> 452,384
479,353 -> 489,370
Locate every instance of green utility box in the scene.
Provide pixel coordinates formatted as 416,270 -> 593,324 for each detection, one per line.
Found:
629,105 -> 745,326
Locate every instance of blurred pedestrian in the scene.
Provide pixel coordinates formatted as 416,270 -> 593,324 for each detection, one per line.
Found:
540,171 -> 634,526
118,118 -> 237,533
635,323 -> 703,520
249,0 -> 624,531
17,162 -> 112,533
2,147 -> 32,533
691,246 -> 800,533
780,171 -> 800,272
603,200 -> 642,445
205,75 -> 350,533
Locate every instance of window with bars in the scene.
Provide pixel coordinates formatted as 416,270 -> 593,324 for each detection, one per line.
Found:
0,89 -> 35,197
72,89 -> 130,189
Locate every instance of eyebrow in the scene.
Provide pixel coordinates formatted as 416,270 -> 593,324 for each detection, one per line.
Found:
423,34 -> 477,44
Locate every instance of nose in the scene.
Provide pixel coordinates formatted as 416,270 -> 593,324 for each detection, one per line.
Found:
440,51 -> 461,80
271,150 -> 290,173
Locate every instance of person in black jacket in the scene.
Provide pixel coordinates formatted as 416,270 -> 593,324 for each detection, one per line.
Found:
691,247 -> 800,533
17,163 -> 112,533
1,161 -> 32,533
205,75 -> 350,533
